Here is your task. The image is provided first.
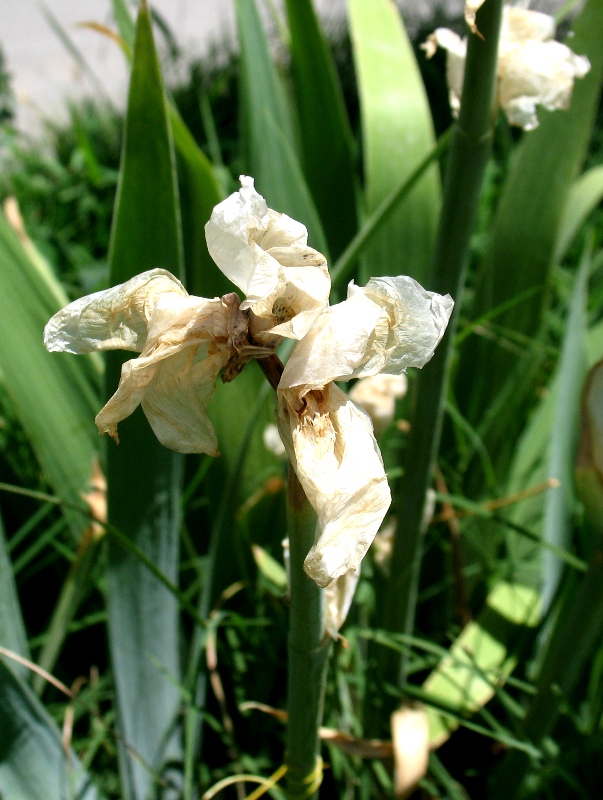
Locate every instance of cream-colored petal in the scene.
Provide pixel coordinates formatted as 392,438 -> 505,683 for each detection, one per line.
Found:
96,343 -> 228,455
245,257 -> 331,342
280,276 -> 452,391
95,294 -> 234,451
501,7 -> 555,44
44,269 -> 187,354
141,347 -> 227,455
422,29 -> 466,117
348,374 -> 408,436
325,567 -> 360,640
205,176 -> 330,342
205,176 -> 307,297
279,291 -> 384,390
357,276 -> 454,374
498,39 -> 591,130
278,383 -> 391,588
423,8 -> 590,131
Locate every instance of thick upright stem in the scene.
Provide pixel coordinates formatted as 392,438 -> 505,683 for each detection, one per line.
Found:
382,0 -> 503,686
286,468 -> 330,799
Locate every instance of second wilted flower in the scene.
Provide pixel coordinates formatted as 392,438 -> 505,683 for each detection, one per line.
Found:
423,6 -> 590,131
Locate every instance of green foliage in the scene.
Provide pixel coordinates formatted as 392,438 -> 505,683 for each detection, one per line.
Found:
1,0 -> 603,797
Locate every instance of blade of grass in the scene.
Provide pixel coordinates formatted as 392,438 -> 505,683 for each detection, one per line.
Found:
104,3 -> 184,797
382,0 -> 504,696
347,0 -> 441,285
284,0 -> 357,259
110,0 -> 225,297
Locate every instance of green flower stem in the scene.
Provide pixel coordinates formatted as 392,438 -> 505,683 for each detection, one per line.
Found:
382,0 -> 503,685
256,354 -> 330,798
285,468 -> 330,800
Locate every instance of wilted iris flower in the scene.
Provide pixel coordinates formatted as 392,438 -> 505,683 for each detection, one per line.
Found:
423,6 -> 590,131
45,177 -> 452,589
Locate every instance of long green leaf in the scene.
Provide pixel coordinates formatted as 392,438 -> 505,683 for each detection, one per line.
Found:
0,660 -> 100,800
457,0 -> 603,462
234,0 -> 328,256
555,165 -> 603,262
284,0 -> 357,259
0,211 -> 98,534
347,0 -> 440,284
539,252 -> 589,612
105,3 -> 183,797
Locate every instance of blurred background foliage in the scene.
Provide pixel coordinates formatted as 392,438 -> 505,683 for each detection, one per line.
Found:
0,0 -> 603,798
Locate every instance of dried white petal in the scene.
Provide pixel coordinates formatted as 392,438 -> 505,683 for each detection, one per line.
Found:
278,383 -> 391,587
205,176 -> 330,342
280,276 -> 453,392
280,290 -> 385,390
95,293 -> 234,454
349,374 -> 408,436
498,39 -> 591,131
501,7 -> 555,43
356,276 -> 454,374
325,567 -> 360,639
46,274 -> 244,454
423,8 -> 590,131
44,269 -> 187,353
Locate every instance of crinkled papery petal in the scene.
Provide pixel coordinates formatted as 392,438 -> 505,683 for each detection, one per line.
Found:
280,276 -> 452,391
278,383 -> 391,587
280,290 -> 385,390
95,294 -> 231,454
501,8 -> 555,43
205,176 -> 330,342
44,269 -> 187,353
325,567 -> 360,639
357,276 -> 454,374
498,39 -> 591,131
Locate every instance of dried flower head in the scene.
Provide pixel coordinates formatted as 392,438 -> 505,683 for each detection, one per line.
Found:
423,7 -> 590,131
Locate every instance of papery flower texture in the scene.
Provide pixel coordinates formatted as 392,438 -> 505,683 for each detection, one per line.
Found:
45,177 -> 453,591
423,5 -> 590,131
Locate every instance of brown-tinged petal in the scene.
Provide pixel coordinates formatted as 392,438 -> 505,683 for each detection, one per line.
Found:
280,276 -> 453,392
44,269 -> 187,354
95,294 -> 234,454
205,176 -> 330,342
278,383 -> 391,587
